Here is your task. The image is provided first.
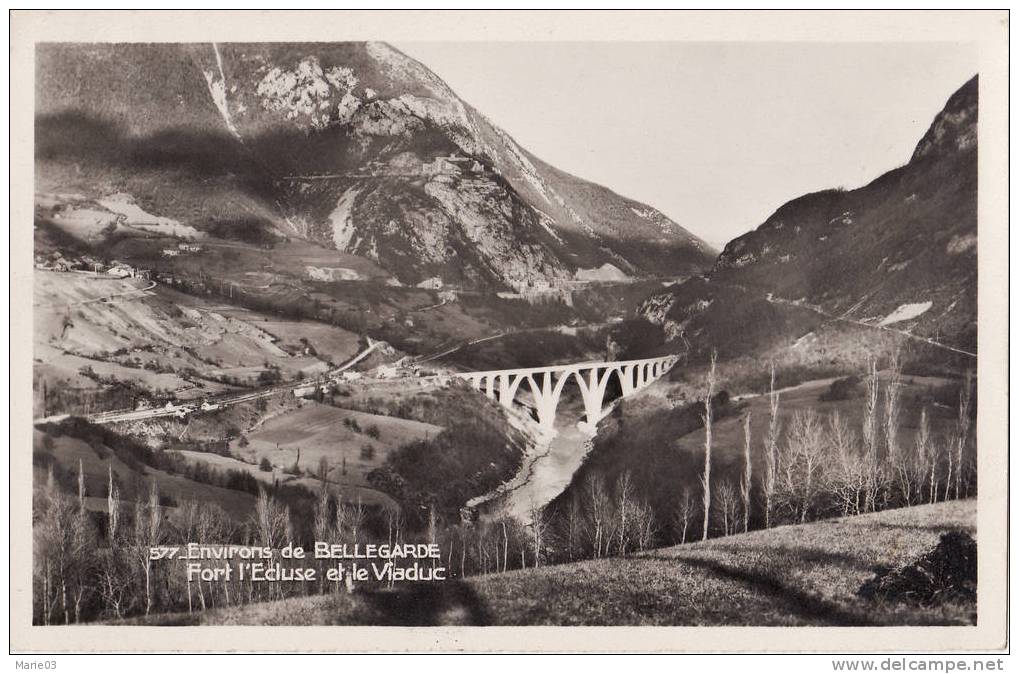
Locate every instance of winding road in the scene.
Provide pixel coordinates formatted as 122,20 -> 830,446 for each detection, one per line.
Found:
34,276 -> 158,310
763,292 -> 976,358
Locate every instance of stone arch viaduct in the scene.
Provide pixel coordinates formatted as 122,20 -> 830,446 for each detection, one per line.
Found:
452,355 -> 680,430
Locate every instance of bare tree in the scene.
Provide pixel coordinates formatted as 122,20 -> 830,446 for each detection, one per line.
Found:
884,350 -> 902,464
827,410 -> 865,516
701,350 -> 717,541
565,493 -> 582,561
740,413 -> 752,533
313,486 -> 332,542
133,481 -> 162,616
253,487 -> 289,550
585,473 -> 610,558
501,518 -> 510,572
674,487 -> 695,544
780,410 -> 826,523
715,481 -> 740,536
529,506 -> 549,568
907,407 -> 932,507
35,469 -> 77,624
194,502 -> 230,608
106,465 -> 120,543
347,496 -> 366,546
918,409 -> 939,505
313,487 -> 332,593
763,362 -> 781,528
69,463 -> 96,623
955,370 -> 973,499
615,471 -> 635,554
862,358 -> 882,512
632,501 -> 657,552
99,465 -> 126,618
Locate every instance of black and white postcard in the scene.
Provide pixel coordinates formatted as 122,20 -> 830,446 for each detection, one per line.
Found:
9,9 -> 1009,655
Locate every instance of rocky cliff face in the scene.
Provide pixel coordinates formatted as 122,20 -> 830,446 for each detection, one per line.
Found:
35,42 -> 715,291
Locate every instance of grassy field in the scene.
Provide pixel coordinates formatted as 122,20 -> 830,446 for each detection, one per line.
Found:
33,270 -> 361,413
34,430 -> 256,519
230,401 -> 442,486
122,499 -> 974,626
171,449 -> 397,510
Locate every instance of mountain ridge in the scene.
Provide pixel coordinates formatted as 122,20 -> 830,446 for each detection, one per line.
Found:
640,75 -> 978,363
35,41 -> 716,291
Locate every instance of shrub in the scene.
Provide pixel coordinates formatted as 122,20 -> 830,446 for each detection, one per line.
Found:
360,444 -> 376,460
259,457 -> 273,472
820,375 -> 862,402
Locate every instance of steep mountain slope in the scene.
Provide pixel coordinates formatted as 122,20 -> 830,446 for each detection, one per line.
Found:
35,42 -> 715,291
640,76 -> 978,361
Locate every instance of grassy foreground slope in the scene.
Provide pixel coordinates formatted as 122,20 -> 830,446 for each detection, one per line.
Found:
125,500 -> 974,626
471,500 -> 975,626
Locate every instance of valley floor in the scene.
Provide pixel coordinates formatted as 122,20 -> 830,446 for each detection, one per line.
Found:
120,499 -> 975,626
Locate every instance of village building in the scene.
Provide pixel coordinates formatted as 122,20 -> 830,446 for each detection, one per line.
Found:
107,263 -> 135,278
374,364 -> 399,379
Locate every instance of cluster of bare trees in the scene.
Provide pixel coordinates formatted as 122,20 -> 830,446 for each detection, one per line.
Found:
536,356 -> 976,568
34,463 -> 170,624
541,470 -> 658,562
699,358 -> 976,539
33,465 -> 554,623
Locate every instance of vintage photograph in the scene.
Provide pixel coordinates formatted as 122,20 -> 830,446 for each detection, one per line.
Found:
12,10 -> 1008,652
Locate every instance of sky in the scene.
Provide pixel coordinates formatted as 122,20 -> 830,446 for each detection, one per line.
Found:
395,42 -> 976,249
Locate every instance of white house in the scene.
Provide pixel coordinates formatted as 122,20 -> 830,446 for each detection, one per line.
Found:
375,365 -> 399,379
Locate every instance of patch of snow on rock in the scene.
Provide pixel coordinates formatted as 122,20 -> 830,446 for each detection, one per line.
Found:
879,301 -> 933,326
306,266 -> 364,282
946,233 -> 977,255
329,188 -> 360,251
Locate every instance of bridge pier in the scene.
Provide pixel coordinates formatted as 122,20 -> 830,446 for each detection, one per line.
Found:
575,366 -> 615,426
525,370 -> 570,430
618,364 -> 636,396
